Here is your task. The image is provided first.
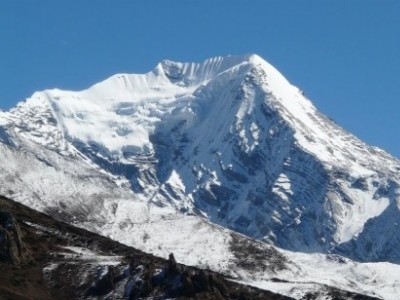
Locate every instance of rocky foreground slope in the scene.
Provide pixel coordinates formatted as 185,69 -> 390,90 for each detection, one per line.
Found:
0,195 -> 297,300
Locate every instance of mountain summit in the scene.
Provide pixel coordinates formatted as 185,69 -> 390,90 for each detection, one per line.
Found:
1,54 -> 400,298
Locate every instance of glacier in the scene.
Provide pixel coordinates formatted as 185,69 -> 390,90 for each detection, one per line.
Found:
1,54 -> 400,299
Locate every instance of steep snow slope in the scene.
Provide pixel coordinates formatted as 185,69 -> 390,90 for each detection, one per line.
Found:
1,54 -> 400,298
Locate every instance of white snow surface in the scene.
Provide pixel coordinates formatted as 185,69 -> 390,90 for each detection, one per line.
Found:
252,250 -> 400,300
1,54 -> 400,299
60,246 -> 122,266
21,55 -> 255,157
78,208 -> 400,300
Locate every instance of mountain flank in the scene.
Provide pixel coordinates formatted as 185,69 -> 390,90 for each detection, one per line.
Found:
0,195 -> 382,299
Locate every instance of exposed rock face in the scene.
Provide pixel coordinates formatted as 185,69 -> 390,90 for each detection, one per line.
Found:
168,252 -> 178,274
0,227 -> 9,261
0,211 -> 24,264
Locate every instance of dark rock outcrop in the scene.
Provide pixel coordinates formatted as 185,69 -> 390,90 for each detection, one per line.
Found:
0,210 -> 25,264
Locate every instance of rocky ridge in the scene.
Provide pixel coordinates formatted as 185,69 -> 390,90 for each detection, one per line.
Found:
0,195 -> 297,300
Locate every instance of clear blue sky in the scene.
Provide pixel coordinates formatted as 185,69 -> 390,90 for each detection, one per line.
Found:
1,1 -> 399,158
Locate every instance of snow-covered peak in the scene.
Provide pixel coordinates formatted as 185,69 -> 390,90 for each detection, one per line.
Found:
82,54 -> 266,99
158,54 -> 264,85
2,54 -> 400,267
3,55 -> 285,157
3,54 -> 399,171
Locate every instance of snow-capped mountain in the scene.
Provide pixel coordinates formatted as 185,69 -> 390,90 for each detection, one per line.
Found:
1,54 -> 400,299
